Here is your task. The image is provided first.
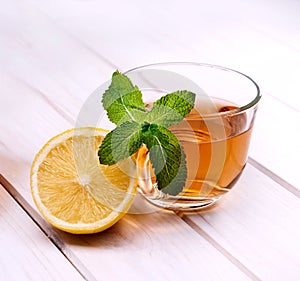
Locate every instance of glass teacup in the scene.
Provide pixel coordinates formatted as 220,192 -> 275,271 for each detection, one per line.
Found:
125,62 -> 261,211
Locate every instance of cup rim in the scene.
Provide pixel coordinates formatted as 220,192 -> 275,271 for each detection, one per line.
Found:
125,62 -> 261,118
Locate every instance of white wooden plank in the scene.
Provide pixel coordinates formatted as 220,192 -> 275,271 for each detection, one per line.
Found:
0,74 -> 73,206
59,212 -> 252,281
27,0 -> 300,110
250,94 -> 300,189
0,184 -> 84,281
0,1 -> 114,109
184,164 -> 300,281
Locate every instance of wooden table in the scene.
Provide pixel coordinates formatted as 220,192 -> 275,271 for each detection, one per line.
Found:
1,0 -> 299,280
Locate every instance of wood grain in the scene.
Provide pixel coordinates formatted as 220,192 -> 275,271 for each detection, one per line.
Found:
0,184 -> 84,281
58,212 -> 252,281
0,0 -> 299,280
29,0 -> 300,109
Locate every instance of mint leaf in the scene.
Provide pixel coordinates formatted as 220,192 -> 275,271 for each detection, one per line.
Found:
141,124 -> 187,195
102,71 -> 146,125
98,121 -> 143,165
99,71 -> 196,196
146,90 -> 195,127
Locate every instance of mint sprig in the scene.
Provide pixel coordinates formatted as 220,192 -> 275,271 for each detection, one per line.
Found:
98,71 -> 195,195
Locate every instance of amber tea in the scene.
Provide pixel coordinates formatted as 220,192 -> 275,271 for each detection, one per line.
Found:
136,97 -> 253,209
126,62 -> 260,210
170,98 -> 252,199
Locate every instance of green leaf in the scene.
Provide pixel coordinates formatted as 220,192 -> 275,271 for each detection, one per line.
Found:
98,121 -> 143,165
145,90 -> 195,127
102,71 -> 146,125
141,124 -> 187,195
99,71 -> 197,196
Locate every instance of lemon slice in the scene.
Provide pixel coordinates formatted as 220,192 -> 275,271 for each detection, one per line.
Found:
30,127 -> 137,234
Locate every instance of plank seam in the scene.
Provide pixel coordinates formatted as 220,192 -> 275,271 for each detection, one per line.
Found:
248,158 -> 300,198
178,213 -> 262,281
0,174 -> 97,281
262,90 -> 300,113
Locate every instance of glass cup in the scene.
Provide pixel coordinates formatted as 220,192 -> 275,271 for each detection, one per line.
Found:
124,62 -> 261,211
